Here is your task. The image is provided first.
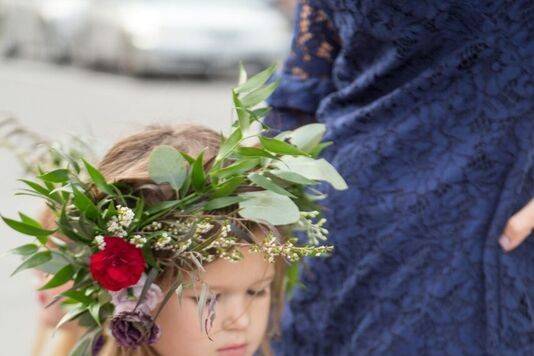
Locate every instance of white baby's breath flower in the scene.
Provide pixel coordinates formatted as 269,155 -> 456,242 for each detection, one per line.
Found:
116,205 -> 135,228
130,234 -> 147,248
94,235 -> 106,250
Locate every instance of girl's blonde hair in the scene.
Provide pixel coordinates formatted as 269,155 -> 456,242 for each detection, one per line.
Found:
97,124 -> 285,356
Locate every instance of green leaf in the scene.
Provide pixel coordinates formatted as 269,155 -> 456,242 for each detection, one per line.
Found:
238,190 -> 300,225
72,185 -> 99,220
88,304 -> 101,326
260,136 -> 309,156
82,159 -> 114,196
270,170 -> 317,185
212,176 -> 244,198
309,141 -> 333,157
11,251 -> 52,276
56,305 -> 87,330
38,265 -> 74,290
233,92 -> 251,132
5,243 -> 38,257
191,152 -> 206,192
215,128 -> 242,162
237,62 -> 248,85
38,169 -> 70,183
1,216 -> 55,239
210,159 -> 260,179
69,327 -> 101,356
236,147 -> 278,160
284,262 -> 300,298
285,123 -> 326,153
251,107 -> 271,120
34,251 -> 70,274
248,173 -> 296,197
18,212 -> 41,228
61,290 -> 94,305
148,145 -> 188,191
240,80 -> 280,108
19,179 -> 50,196
273,156 -> 348,190
204,196 -> 245,211
235,64 -> 276,94
146,200 -> 181,215
143,245 -> 158,269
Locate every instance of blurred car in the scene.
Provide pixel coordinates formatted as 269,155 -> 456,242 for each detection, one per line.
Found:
72,0 -> 291,76
0,0 -> 89,62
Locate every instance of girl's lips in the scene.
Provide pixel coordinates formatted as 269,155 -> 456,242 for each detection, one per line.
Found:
217,343 -> 248,356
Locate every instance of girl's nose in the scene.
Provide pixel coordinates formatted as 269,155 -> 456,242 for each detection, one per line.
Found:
222,298 -> 251,331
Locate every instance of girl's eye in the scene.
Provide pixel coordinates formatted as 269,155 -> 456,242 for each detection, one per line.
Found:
189,293 -> 221,304
205,294 -> 221,304
247,288 -> 269,297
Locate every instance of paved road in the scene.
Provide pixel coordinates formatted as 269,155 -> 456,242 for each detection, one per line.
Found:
0,59 -> 236,355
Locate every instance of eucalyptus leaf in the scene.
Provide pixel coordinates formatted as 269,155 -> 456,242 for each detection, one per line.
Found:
247,173 -> 295,197
148,145 -> 188,191
270,170 -> 317,185
286,123 -> 326,153
238,190 -> 300,225
274,156 -> 348,190
204,196 -> 245,211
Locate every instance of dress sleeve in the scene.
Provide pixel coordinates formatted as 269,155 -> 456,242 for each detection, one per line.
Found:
265,0 -> 341,134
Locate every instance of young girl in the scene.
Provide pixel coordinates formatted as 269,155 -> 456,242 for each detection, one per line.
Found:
5,68 -> 346,356
97,125 -> 286,356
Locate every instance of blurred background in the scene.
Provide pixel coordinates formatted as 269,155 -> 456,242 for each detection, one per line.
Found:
0,0 -> 295,354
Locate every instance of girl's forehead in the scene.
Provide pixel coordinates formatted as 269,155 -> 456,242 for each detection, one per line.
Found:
199,247 -> 275,291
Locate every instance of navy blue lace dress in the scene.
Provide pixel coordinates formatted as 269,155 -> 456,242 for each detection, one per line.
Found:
264,1 -> 533,354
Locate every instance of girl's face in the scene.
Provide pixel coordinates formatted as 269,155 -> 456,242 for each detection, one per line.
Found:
154,246 -> 276,356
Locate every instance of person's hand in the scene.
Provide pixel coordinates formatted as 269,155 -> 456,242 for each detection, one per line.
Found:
499,199 -> 534,252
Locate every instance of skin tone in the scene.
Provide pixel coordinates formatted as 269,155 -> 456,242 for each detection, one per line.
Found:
499,198 -> 534,252
153,246 -> 275,356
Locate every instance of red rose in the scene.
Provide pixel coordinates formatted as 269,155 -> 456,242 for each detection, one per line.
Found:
90,236 -> 146,291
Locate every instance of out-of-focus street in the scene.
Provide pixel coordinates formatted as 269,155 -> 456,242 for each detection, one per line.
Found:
0,58 -> 236,355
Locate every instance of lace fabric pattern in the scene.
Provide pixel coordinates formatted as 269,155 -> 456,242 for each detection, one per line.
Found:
265,1 -> 533,355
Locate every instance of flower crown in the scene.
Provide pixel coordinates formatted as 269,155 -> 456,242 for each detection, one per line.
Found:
2,65 -> 347,354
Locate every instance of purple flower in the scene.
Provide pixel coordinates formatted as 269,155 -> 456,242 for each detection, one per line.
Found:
110,273 -> 163,315
110,311 -> 161,348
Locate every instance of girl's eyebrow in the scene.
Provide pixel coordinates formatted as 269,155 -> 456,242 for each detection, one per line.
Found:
251,274 -> 276,286
206,274 -> 276,291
